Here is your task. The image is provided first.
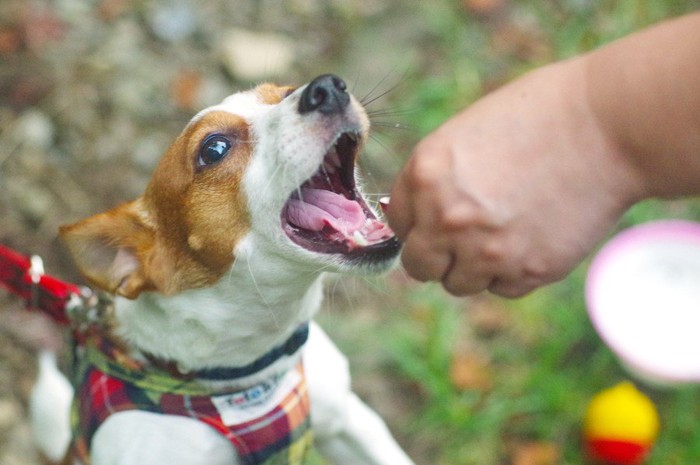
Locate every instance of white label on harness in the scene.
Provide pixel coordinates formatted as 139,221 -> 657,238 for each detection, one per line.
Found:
211,368 -> 301,425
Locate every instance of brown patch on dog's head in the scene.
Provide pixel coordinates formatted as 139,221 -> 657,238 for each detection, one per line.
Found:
256,83 -> 296,105
143,110 -> 253,292
60,109 -> 254,298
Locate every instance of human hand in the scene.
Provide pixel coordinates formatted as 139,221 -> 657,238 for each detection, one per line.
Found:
388,58 -> 644,297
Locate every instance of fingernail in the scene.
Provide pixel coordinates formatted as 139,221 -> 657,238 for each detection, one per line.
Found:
379,196 -> 390,213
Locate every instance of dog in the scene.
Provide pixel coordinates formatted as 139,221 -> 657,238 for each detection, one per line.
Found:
30,74 -> 415,465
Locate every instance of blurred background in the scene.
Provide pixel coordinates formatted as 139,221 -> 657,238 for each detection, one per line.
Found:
2,0 -> 700,464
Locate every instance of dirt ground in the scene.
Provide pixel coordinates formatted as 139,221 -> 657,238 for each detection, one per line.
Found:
0,0 -> 438,462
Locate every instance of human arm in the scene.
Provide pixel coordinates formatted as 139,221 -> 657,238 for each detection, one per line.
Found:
587,12 -> 700,197
387,12 -> 700,297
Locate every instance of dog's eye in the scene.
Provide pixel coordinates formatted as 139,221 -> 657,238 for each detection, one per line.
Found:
198,135 -> 232,167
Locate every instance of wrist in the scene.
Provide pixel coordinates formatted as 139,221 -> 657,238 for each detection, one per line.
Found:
544,55 -> 647,215
576,53 -> 648,208
583,13 -> 700,199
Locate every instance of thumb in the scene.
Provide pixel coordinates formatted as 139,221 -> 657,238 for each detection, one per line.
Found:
386,169 -> 414,240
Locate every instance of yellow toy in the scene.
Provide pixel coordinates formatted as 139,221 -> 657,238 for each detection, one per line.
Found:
583,382 -> 659,464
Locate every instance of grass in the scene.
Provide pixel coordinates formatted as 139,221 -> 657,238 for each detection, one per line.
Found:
318,1 -> 700,464
324,257 -> 700,464
2,0 -> 697,463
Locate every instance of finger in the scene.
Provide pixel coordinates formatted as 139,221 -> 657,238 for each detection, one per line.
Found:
399,231 -> 452,282
440,247 -> 499,296
441,264 -> 495,296
386,167 -> 415,240
487,277 -> 537,299
388,142 -> 449,239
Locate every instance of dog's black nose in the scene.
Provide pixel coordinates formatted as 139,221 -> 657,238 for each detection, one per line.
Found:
298,74 -> 349,115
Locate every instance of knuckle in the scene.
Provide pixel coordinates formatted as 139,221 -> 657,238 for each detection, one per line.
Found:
522,257 -> 550,282
518,256 -> 569,291
443,278 -> 483,296
442,264 -> 490,297
480,239 -> 507,262
402,262 -> 432,282
400,247 -> 441,282
488,274 -> 536,298
436,203 -> 476,231
407,146 -> 444,190
490,283 -> 533,299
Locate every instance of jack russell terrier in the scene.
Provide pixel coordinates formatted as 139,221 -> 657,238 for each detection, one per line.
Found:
31,74 -> 416,465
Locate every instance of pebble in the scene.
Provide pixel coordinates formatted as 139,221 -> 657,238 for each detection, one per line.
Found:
219,28 -> 295,81
147,0 -> 199,43
0,399 -> 21,430
13,181 -> 55,223
13,110 -> 55,151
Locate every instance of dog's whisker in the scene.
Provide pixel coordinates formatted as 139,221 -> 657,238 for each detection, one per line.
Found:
262,163 -> 284,199
367,107 -> 415,119
371,121 -> 414,132
245,259 -> 280,329
368,133 -> 396,156
296,263 -> 334,280
293,170 -> 305,202
360,70 -> 407,107
227,255 -> 239,284
357,275 -> 392,296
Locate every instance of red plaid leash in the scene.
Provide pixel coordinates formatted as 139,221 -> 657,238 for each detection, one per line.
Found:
0,243 -> 82,325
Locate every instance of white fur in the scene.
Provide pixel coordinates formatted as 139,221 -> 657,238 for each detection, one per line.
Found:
30,351 -> 74,462
33,80 -> 413,465
114,238 -> 325,373
241,85 -> 374,273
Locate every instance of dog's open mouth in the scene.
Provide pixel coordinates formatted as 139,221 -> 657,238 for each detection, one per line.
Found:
281,132 -> 399,257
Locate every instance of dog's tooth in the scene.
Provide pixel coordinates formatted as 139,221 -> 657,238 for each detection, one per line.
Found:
328,151 -> 341,168
379,196 -> 390,213
353,230 -> 368,246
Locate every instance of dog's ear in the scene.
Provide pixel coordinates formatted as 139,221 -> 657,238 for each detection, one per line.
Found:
59,199 -> 157,299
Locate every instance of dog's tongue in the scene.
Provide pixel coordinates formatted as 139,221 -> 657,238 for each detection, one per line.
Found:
286,188 -> 365,234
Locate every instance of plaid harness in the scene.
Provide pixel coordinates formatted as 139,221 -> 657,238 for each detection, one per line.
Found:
71,328 -> 313,465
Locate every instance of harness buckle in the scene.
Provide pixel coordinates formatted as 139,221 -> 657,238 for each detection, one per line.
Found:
28,255 -> 45,311
65,286 -> 114,331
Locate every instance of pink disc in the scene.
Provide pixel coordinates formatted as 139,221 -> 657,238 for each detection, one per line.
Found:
586,221 -> 700,383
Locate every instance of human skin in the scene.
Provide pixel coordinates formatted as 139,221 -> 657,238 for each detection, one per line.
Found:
387,12 -> 700,297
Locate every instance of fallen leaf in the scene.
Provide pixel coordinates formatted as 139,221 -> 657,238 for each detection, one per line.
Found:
467,295 -> 512,336
462,0 -> 507,16
450,352 -> 493,392
0,27 -> 22,54
171,70 -> 202,111
511,442 -> 560,465
490,21 -> 552,62
219,28 -> 295,81
99,0 -> 132,21
22,7 -> 67,51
